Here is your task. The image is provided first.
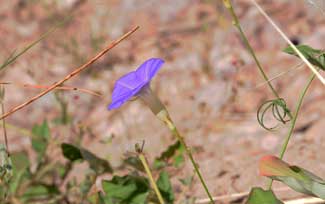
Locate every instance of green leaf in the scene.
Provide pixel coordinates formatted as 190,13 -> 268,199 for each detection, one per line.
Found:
31,139 -> 47,156
31,120 -> 50,157
123,156 -> 145,172
32,120 -> 50,139
80,148 -> 113,174
98,192 -> 112,204
179,176 -> 194,186
157,141 -> 181,161
61,143 -> 113,174
129,192 -> 149,204
260,155 -> 325,199
103,182 -> 137,199
155,140 -> 185,169
157,171 -> 174,203
61,143 -> 83,161
173,153 -> 185,168
153,160 -> 166,170
283,44 -> 325,70
10,151 -> 31,194
246,187 -> 283,204
21,184 -> 59,202
102,175 -> 150,203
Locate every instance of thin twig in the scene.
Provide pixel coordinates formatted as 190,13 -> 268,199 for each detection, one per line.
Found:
251,0 -> 325,84
0,82 -> 103,99
0,26 -> 139,120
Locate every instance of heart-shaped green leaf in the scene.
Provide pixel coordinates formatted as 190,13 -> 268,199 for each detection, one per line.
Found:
260,155 -> 325,199
246,187 -> 283,204
102,174 -> 150,204
123,156 -> 145,172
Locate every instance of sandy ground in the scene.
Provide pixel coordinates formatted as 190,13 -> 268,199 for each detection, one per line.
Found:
0,0 -> 325,203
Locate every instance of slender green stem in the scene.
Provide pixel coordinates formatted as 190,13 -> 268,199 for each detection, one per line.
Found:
139,86 -> 214,203
223,0 -> 292,119
157,110 -> 215,204
0,85 -> 9,155
267,73 -> 316,189
138,153 -> 165,204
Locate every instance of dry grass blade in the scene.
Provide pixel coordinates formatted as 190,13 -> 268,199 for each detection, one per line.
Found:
251,0 -> 325,85
195,187 -> 290,204
0,15 -> 72,71
195,187 -> 324,204
0,26 -> 139,120
254,62 -> 305,89
284,197 -> 324,204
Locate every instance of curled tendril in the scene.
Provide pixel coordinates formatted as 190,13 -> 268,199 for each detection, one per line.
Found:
257,98 -> 291,130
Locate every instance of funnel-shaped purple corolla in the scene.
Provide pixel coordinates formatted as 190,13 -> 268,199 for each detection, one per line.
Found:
108,58 -> 214,203
108,58 -> 165,114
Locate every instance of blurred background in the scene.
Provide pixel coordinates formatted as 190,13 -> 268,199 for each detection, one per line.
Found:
0,0 -> 324,202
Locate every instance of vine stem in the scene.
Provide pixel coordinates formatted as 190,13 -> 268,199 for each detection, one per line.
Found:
267,73 -> 316,189
138,153 -> 165,204
222,0 -> 292,119
157,110 -> 215,204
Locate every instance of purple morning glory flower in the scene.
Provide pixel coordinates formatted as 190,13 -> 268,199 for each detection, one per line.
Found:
108,58 -> 164,110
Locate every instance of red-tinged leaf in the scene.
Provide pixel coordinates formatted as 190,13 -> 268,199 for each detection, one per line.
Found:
259,155 -> 325,199
259,155 -> 304,180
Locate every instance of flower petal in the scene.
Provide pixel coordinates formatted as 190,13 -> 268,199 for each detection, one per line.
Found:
108,90 -> 133,110
135,58 -> 164,83
108,58 -> 164,110
108,71 -> 145,110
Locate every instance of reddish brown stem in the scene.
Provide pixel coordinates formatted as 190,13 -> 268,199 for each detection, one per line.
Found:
0,82 -> 103,98
0,26 -> 139,120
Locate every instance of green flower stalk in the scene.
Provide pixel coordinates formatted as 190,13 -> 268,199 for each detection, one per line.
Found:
140,87 -> 215,203
108,58 -> 215,204
156,109 -> 215,204
135,144 -> 165,204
